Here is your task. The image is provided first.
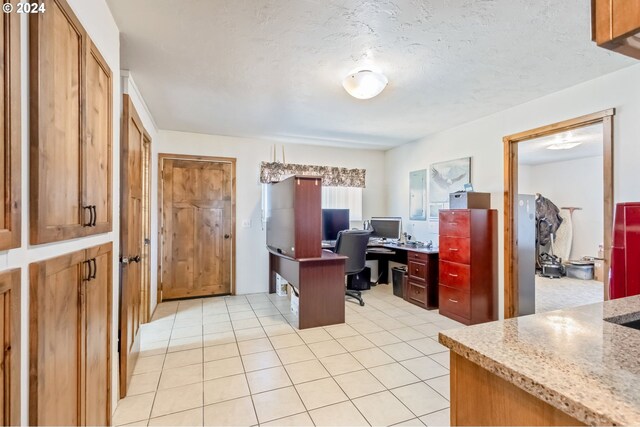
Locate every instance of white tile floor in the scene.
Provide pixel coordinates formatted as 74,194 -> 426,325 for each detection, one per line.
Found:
113,284 -> 463,426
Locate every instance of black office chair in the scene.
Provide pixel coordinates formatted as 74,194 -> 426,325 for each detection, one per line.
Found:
334,229 -> 371,306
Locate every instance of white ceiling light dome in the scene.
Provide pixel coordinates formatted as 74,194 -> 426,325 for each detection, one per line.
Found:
342,69 -> 388,100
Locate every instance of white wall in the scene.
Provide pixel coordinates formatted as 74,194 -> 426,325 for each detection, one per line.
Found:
0,1 -> 121,421
385,63 -> 640,319
519,156 -> 603,259
152,131 -> 386,295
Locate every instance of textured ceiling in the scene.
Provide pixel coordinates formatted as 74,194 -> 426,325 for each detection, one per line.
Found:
518,123 -> 603,165
107,0 -> 635,149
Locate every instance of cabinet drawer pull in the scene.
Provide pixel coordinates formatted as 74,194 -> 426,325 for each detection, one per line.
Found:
449,248 -> 459,251
449,273 -> 458,277
449,298 -> 458,303
448,222 -> 457,226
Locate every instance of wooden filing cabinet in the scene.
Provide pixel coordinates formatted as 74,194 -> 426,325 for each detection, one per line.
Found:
439,209 -> 497,325
405,250 -> 439,310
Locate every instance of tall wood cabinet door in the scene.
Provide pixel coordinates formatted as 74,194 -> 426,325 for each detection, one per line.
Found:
84,40 -> 112,234
0,269 -> 20,426
29,250 -> 86,426
0,11 -> 21,251
83,243 -> 112,426
29,0 -> 87,244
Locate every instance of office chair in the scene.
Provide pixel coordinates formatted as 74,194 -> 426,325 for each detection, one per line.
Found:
334,229 -> 372,306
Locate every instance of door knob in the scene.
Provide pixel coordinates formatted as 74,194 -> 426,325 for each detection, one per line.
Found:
224,234 -> 230,239
131,255 -> 141,263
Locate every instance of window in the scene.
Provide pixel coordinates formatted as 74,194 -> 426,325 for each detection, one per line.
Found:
322,186 -> 363,221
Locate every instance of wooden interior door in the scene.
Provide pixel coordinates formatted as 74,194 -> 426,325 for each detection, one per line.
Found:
119,95 -> 145,397
83,243 -> 112,426
0,11 -> 21,251
30,251 -> 86,426
0,269 -> 20,426
84,39 -> 112,234
161,156 -> 235,300
29,0 -> 86,244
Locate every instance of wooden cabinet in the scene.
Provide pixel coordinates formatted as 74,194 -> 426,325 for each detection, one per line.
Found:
592,0 -> 640,59
266,175 -> 322,259
405,250 -> 439,310
0,269 -> 21,426
439,209 -> 497,325
29,243 -> 112,426
0,12 -> 21,251
29,0 -> 112,244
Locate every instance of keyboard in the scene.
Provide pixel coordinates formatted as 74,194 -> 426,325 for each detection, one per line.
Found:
366,247 -> 394,254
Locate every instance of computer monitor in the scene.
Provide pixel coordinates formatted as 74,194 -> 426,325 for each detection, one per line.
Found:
322,209 -> 350,241
370,217 -> 402,240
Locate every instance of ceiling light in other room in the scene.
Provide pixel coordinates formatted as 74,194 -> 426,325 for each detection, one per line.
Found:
546,141 -> 582,150
342,70 -> 388,100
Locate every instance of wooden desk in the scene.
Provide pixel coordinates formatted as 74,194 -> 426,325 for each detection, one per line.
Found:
268,248 -> 347,329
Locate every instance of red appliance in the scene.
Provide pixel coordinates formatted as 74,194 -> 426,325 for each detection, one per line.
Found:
610,202 -> 640,299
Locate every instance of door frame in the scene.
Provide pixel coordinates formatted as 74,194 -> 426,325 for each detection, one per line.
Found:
503,109 -> 614,318
157,153 -> 237,302
141,133 -> 152,323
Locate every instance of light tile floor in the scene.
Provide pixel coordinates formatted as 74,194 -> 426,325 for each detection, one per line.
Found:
113,284 -> 463,426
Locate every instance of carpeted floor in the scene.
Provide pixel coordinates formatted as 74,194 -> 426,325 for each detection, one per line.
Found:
535,276 -> 604,313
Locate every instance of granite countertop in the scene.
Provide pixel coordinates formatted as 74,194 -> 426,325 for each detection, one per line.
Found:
438,296 -> 640,426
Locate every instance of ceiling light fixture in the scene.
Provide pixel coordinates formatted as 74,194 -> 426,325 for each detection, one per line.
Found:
546,141 -> 582,150
342,69 -> 388,100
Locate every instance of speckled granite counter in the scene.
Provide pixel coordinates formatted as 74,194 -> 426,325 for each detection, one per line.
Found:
439,296 -> 640,426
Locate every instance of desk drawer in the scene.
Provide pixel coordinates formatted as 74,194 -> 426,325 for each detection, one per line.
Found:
407,281 -> 427,308
408,261 -> 427,282
439,236 -> 470,264
439,210 -> 470,238
439,261 -> 470,290
407,250 -> 429,262
439,285 -> 470,319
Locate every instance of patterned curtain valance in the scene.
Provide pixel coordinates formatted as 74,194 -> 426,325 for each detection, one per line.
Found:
260,161 -> 366,188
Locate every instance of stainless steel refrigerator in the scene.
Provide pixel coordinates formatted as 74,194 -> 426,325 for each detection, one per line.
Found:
518,194 -> 536,315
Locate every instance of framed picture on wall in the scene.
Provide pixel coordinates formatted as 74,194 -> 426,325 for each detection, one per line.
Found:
428,157 -> 471,220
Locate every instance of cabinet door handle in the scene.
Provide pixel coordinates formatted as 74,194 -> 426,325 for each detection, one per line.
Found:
91,206 -> 97,226
83,260 -> 91,281
83,206 -> 93,227
90,258 -> 97,279
449,273 -> 458,277
449,298 -> 458,303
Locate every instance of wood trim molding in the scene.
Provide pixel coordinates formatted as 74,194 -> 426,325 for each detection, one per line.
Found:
504,109 -> 615,318
157,153 -> 237,299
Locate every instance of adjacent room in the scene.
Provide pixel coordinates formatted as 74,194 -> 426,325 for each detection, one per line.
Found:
518,123 -> 606,314
1,1 -> 640,427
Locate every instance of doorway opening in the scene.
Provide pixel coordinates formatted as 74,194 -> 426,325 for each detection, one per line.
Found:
503,109 -> 614,318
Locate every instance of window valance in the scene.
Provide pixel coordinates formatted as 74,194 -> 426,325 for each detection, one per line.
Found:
260,161 -> 366,188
